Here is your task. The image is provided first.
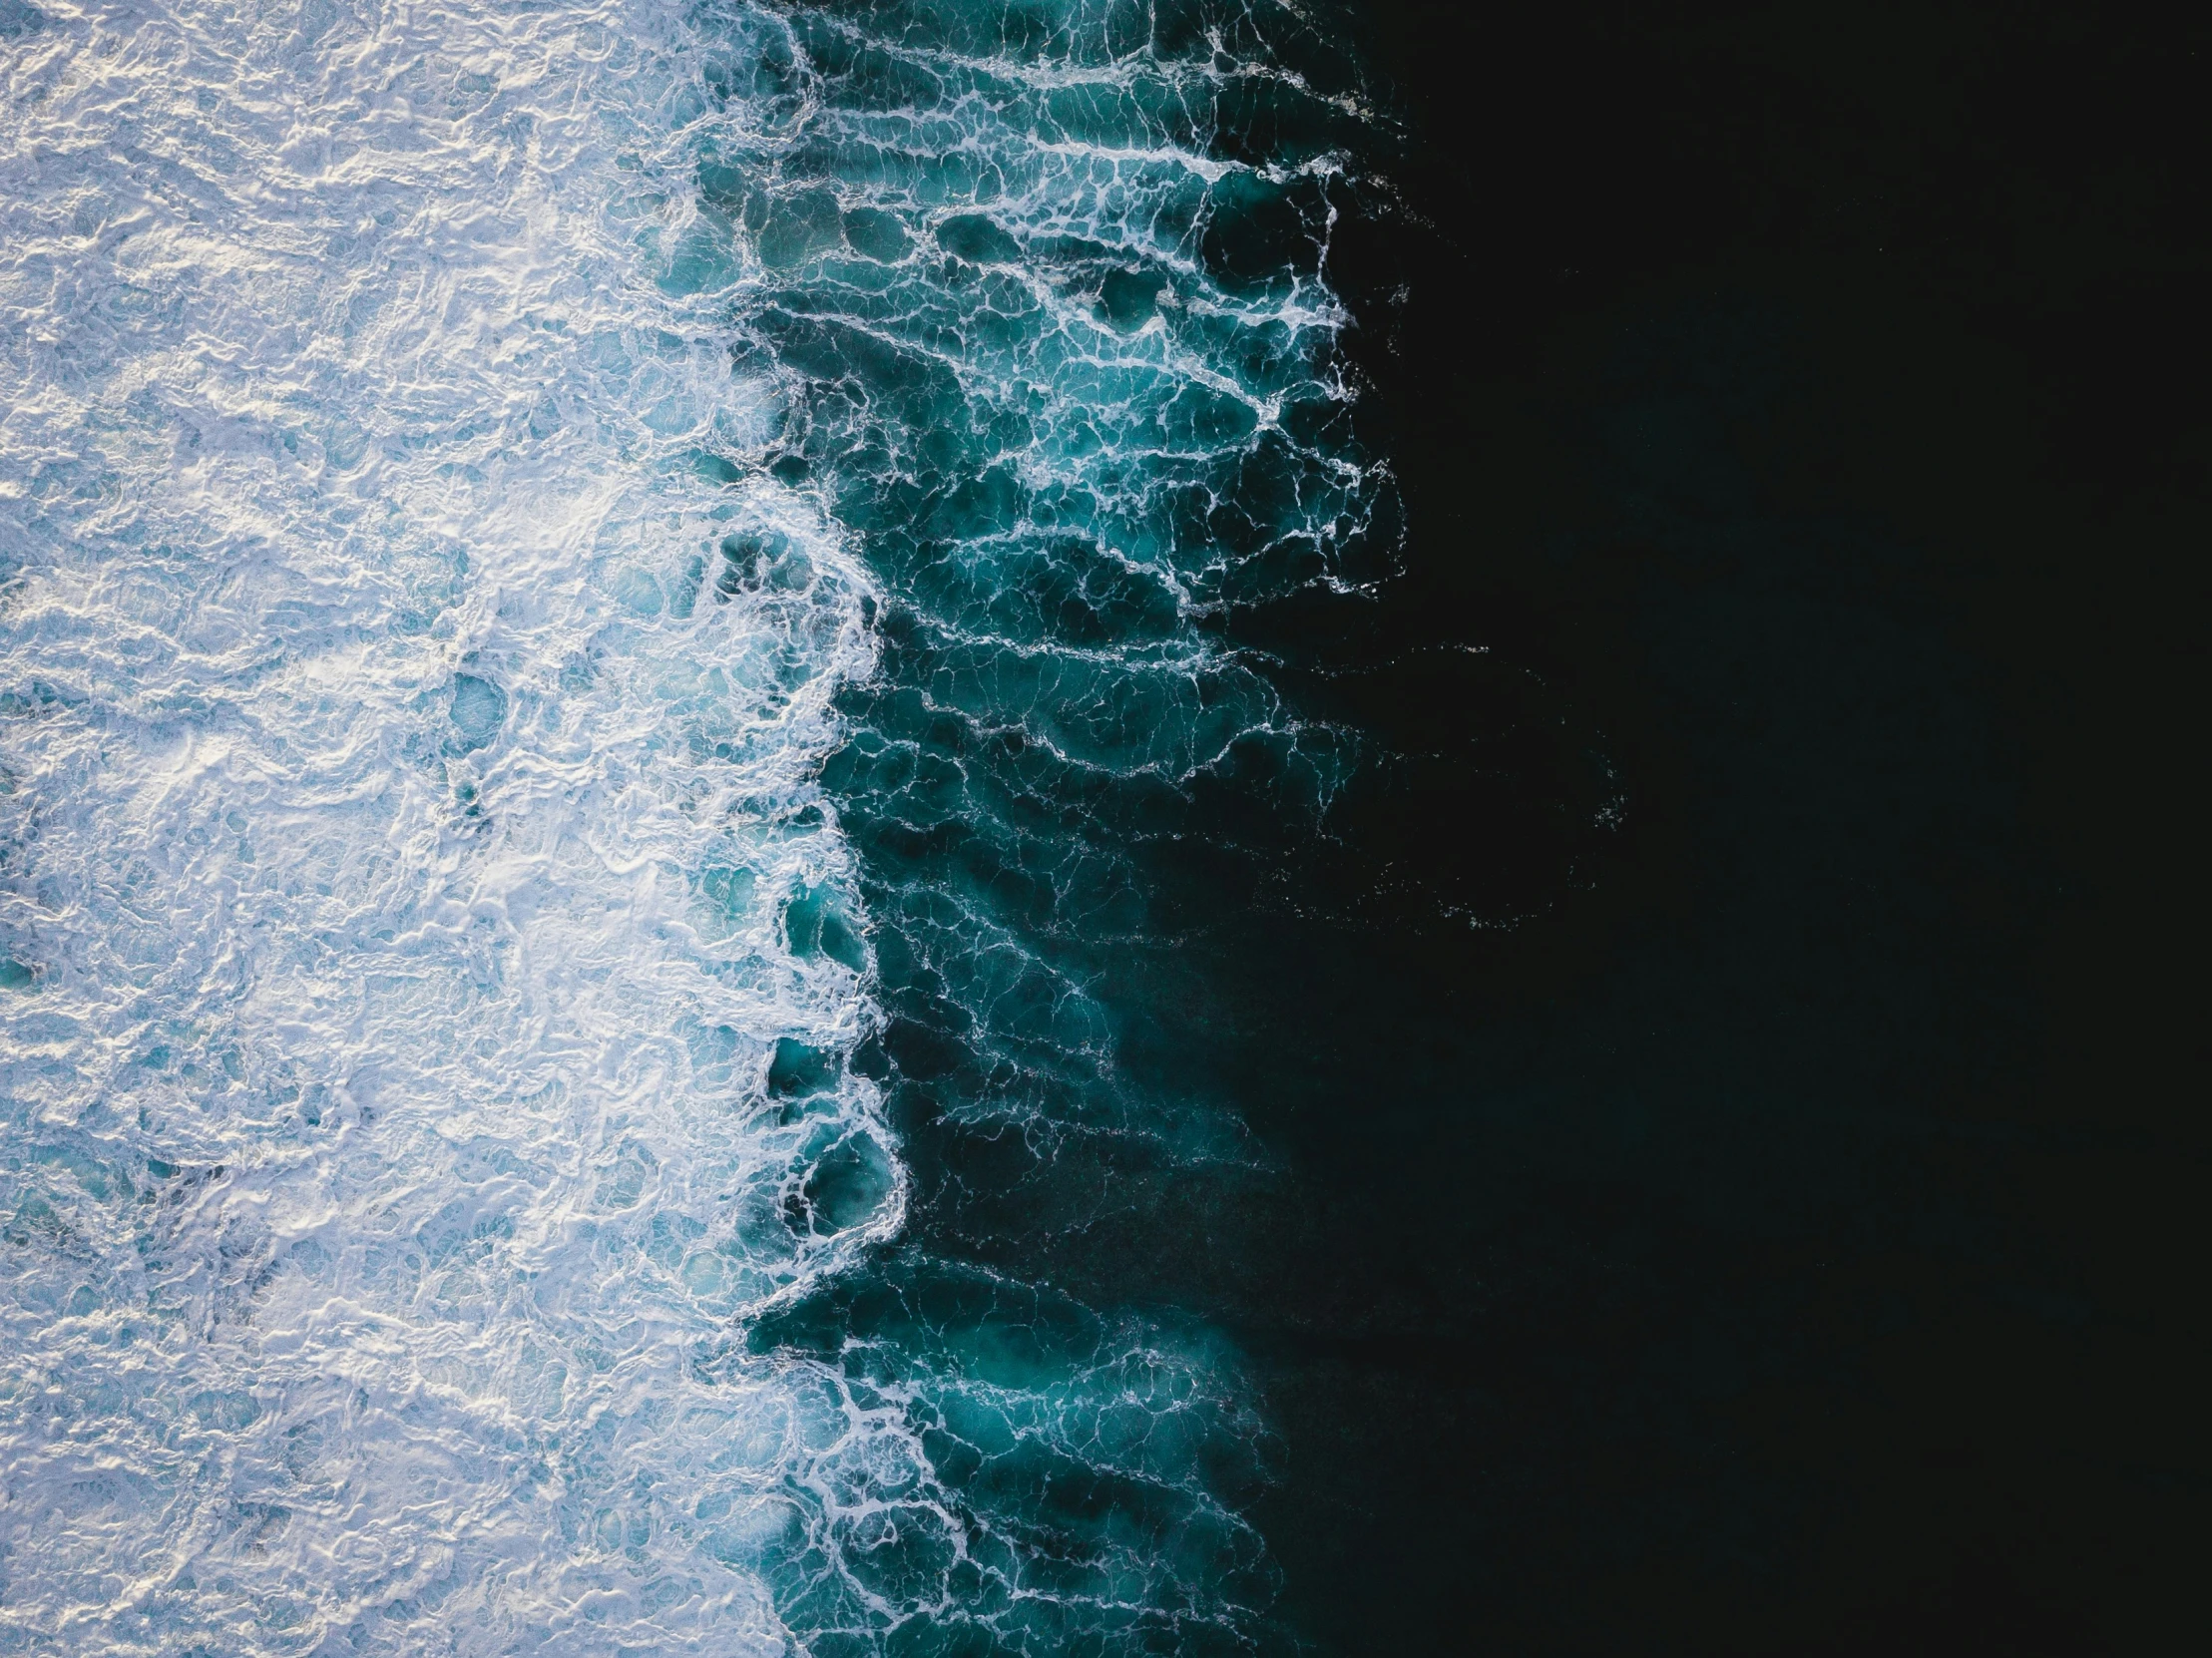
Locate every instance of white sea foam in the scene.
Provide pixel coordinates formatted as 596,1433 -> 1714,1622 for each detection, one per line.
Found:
0,4 -> 914,1651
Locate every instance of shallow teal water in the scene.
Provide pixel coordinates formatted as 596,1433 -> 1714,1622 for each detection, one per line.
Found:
701,4 -> 1393,1650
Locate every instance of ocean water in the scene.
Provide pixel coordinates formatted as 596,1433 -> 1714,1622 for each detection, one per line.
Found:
0,3 -> 1382,1653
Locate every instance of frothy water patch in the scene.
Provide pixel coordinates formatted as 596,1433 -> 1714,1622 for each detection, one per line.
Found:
0,3 -> 893,1651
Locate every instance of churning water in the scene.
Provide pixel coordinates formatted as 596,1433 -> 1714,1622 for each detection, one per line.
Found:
0,3 -> 1380,1651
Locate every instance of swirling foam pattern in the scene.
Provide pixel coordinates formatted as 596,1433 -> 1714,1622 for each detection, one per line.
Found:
0,2 -> 1376,1653
718,1 -> 1382,1165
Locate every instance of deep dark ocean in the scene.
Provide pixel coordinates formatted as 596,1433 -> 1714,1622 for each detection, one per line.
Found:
1159,6 -> 2211,1651
0,3 -> 2199,1654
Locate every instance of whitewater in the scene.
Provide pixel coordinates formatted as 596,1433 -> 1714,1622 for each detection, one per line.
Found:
0,2 -> 1378,1652
0,2 -> 912,1650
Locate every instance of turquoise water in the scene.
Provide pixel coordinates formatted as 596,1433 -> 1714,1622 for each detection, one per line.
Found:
0,3 -> 1383,1652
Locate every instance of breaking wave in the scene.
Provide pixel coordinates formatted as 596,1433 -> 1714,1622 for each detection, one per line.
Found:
0,3 -> 1379,1652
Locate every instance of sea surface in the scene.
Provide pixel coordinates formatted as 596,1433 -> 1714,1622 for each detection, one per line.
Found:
6,4 -> 2202,1656
0,3 -> 1385,1653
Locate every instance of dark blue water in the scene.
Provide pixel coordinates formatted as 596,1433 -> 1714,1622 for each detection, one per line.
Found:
724,4 -> 2208,1652
700,1 -> 2207,1651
